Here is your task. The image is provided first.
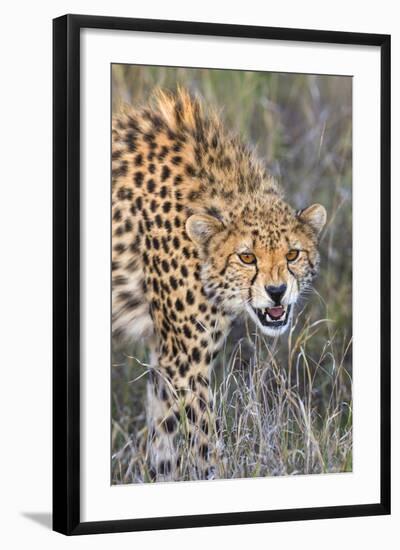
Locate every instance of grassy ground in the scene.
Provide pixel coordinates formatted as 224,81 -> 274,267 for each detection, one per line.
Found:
111,65 -> 352,484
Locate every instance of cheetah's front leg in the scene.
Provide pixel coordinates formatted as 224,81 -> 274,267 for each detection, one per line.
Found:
146,360 -> 216,482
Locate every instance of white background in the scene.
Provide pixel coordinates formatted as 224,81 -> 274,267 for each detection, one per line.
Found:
0,0 -> 398,548
82,29 -> 381,522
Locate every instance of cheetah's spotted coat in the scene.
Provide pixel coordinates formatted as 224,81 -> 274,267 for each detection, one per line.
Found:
112,89 -> 326,481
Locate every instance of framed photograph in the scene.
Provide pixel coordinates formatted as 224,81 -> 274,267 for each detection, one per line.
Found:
53,14 -> 391,535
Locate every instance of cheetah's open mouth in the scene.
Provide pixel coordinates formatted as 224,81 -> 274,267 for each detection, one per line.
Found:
253,304 -> 292,329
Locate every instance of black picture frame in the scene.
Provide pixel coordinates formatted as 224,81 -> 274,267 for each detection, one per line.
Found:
53,14 -> 391,535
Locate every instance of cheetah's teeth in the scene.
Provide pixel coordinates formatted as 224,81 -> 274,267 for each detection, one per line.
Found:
253,304 -> 291,329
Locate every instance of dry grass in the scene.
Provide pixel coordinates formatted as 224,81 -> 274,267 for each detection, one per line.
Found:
111,65 -> 352,484
112,308 -> 352,483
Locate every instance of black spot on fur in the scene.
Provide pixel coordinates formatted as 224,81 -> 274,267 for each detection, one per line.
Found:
152,279 -> 159,294
159,460 -> 171,475
161,259 -> 170,273
186,290 -> 195,305
161,165 -> 171,182
169,276 -> 178,290
174,174 -> 183,185
162,201 -> 172,214
185,164 -> 196,177
147,179 -> 156,192
192,347 -> 201,363
164,415 -> 177,434
113,209 -> 122,222
114,243 -> 126,254
161,237 -> 169,254
158,146 -> 169,161
172,155 -> 182,165
179,363 -> 190,377
134,153 -> 143,166
134,171 -> 144,187
125,130 -> 138,152
142,252 -> 149,266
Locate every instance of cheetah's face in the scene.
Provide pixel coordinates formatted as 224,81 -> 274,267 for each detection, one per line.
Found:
186,201 -> 327,337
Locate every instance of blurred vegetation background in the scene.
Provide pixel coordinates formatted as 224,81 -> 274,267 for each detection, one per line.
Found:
111,65 -> 352,483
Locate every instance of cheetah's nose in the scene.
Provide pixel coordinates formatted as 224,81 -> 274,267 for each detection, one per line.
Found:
265,284 -> 287,305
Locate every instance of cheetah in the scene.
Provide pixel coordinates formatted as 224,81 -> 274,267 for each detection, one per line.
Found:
112,89 -> 327,481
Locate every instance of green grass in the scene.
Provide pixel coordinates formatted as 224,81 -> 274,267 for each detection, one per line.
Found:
111,65 -> 352,483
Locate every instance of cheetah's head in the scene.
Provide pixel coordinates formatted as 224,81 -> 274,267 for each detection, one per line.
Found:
186,198 -> 326,337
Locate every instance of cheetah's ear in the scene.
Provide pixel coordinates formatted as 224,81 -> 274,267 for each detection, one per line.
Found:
186,214 -> 224,247
298,204 -> 327,236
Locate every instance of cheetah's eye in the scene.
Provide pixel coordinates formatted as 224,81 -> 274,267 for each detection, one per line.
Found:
286,249 -> 300,262
238,253 -> 257,265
